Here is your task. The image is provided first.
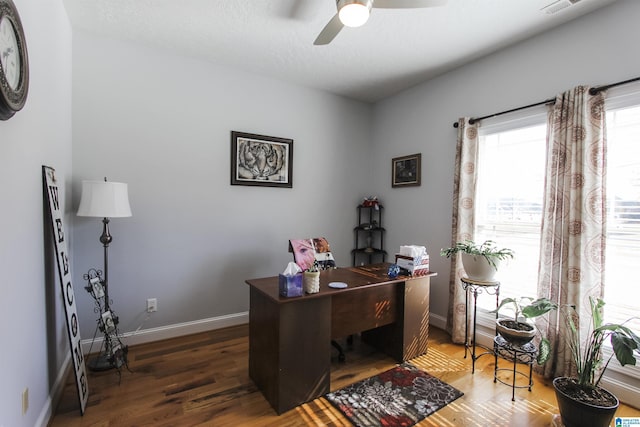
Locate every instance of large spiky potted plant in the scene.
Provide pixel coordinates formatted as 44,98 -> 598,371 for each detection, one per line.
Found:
440,240 -> 514,282
553,297 -> 640,427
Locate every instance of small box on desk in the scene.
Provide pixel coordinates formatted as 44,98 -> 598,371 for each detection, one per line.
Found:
279,273 -> 303,297
395,254 -> 430,276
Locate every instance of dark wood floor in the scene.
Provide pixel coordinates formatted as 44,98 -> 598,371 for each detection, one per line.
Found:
50,325 -> 640,426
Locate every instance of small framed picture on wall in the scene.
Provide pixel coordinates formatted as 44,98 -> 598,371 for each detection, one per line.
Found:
392,153 -> 421,188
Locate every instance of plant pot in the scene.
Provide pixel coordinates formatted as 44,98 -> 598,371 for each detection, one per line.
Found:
461,253 -> 499,282
496,318 -> 536,345
553,377 -> 619,427
303,271 -> 320,294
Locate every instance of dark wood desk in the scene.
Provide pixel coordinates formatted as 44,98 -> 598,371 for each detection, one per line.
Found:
245,263 -> 436,414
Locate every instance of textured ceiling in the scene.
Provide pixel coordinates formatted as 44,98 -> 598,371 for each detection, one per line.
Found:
62,0 -> 616,103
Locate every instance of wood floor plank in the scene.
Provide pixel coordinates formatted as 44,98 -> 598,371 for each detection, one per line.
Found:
50,325 -> 640,426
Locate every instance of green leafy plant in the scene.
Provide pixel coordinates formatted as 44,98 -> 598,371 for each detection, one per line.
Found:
495,296 -> 558,324
440,240 -> 514,269
306,260 -> 320,273
562,297 -> 640,389
493,296 -> 558,364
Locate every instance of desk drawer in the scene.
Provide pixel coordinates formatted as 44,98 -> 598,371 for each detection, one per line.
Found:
331,283 -> 398,338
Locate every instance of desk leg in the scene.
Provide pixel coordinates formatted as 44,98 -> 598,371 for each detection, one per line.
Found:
249,288 -> 331,414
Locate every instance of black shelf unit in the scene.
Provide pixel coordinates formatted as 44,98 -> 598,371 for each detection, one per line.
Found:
352,204 -> 386,266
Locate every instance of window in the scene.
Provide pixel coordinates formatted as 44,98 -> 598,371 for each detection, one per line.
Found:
472,97 -> 640,332
474,116 -> 547,312
604,102 -> 640,334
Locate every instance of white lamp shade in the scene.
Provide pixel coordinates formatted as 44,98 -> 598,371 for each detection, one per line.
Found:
77,180 -> 132,218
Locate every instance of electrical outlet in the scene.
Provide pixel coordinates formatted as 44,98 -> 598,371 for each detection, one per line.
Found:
22,388 -> 28,415
147,298 -> 157,313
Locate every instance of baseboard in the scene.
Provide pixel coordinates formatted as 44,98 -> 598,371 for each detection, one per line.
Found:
429,313 -> 497,349
37,353 -> 72,427
81,311 -> 249,353
599,375 -> 640,409
430,312 -> 447,330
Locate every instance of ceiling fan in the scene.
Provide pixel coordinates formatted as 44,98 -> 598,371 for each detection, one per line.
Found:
314,0 -> 447,45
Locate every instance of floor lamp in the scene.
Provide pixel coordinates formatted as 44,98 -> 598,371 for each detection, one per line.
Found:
77,178 -> 132,370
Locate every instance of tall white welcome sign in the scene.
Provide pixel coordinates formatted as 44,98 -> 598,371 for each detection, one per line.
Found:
43,166 -> 88,415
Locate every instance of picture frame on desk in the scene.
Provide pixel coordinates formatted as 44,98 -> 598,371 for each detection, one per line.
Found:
230,131 -> 293,188
392,153 -> 421,188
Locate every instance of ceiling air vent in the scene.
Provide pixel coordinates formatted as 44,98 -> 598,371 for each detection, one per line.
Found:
541,0 -> 582,15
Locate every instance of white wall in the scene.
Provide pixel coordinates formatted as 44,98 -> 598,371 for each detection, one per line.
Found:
0,0 -> 72,426
371,0 -> 640,329
70,32 -> 373,339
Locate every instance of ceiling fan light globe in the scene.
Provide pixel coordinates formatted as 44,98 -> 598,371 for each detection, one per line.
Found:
338,0 -> 372,27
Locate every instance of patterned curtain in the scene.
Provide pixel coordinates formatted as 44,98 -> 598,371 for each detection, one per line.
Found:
446,118 -> 479,344
535,86 -> 607,378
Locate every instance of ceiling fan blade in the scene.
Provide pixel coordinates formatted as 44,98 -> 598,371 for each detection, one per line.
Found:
373,0 -> 447,9
314,14 -> 344,45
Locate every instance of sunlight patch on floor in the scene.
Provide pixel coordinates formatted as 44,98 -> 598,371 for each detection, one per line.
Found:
410,347 -> 468,372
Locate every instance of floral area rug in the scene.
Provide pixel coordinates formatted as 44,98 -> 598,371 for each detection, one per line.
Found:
325,362 -> 463,427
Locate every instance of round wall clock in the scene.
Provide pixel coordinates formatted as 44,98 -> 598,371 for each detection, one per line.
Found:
0,0 -> 28,121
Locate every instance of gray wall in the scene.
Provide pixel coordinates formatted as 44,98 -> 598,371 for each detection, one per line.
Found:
372,0 -> 640,328
0,0 -> 72,426
71,32 -> 373,338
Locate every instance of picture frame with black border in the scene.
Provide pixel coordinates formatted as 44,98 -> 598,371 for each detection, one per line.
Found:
392,153 -> 421,188
231,131 -> 293,188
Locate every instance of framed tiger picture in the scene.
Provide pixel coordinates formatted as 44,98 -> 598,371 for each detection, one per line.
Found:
231,131 -> 293,188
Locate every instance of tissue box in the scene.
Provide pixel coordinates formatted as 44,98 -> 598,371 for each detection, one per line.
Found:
279,273 -> 303,297
399,245 -> 427,258
395,254 -> 430,276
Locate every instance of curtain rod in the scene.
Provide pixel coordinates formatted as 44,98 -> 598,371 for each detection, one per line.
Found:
452,75 -> 640,128
452,98 -> 554,128
589,76 -> 640,95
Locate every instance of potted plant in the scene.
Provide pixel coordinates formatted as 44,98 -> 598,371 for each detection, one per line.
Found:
553,297 -> 640,427
492,297 -> 557,361
440,240 -> 514,281
303,261 -> 320,294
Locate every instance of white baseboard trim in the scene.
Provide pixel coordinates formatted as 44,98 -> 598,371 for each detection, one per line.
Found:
600,375 -> 640,409
430,312 -> 447,330
38,353 -> 71,427
81,311 -> 249,354
429,313 -> 497,350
